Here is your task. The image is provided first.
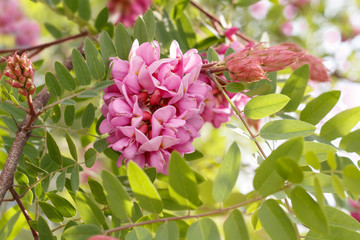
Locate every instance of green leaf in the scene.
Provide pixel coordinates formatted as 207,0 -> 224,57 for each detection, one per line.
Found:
45,72 -> 62,97
207,47 -> 219,62
186,218 -> 220,240
176,14 -> 196,49
184,149 -> 203,161
63,224 -> 102,240
254,137 -> 303,196
46,132 -> 62,166
102,170 -> 132,219
54,61 -> 76,91
299,141 -> 336,166
38,216 -> 53,240
78,90 -> 97,98
61,99 -> 76,105
78,0 -> 91,21
56,171 -> 66,192
281,64 -> 309,112
134,17 -> 148,44
260,119 -> 315,140
65,131 -> 78,161
305,226 -> 360,240
320,107 -> 360,141
47,193 -> 76,217
100,30 -> 117,67
64,105 -> 75,126
213,142 -> 241,202
343,165 -> 360,194
82,103 -> 95,128
324,205 -> 360,231
84,38 -> 106,80
331,174 -> 345,199
88,177 -> 108,205
327,152 -> 337,170
128,161 -> 163,213
71,164 -> 80,193
144,9 -> 156,41
44,22 -> 62,38
94,138 -> 108,152
300,90 -> 340,125
258,199 -> 297,240
64,0 -> 78,12
94,80 -> 114,91
225,82 -> 245,93
171,0 -> 189,19
244,94 -> 290,119
340,129 -> 360,153
38,201 -> 64,222
290,186 -> 329,234
114,23 -> 132,60
95,7 -> 109,31
125,227 -> 152,240
223,209 -> 249,240
72,48 -> 92,85
305,151 -> 320,170
85,148 -> 97,168
75,192 -> 108,229
275,157 -> 303,183
314,177 -> 324,205
155,221 -> 179,240
169,151 -> 201,209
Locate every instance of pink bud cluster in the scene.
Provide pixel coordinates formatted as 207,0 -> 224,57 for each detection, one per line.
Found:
0,0 -> 40,47
280,42 -> 330,82
100,40 -> 209,173
3,52 -> 36,96
225,43 -> 305,82
108,0 -> 152,27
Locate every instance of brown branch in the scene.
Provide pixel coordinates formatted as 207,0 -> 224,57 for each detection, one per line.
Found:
10,187 -> 39,240
0,50 -> 76,205
0,32 -> 88,54
189,0 -> 254,43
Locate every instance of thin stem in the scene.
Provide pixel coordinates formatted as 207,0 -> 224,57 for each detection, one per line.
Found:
0,32 -> 88,54
9,187 -> 38,240
27,94 -> 36,116
208,72 -> 267,159
189,0 -> 254,43
5,100 -> 29,113
104,195 -> 265,234
38,87 -> 94,114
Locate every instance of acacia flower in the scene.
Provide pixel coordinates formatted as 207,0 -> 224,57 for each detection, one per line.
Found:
3,52 -> 36,96
100,40 -> 209,174
108,0 -> 152,27
349,198 -> 360,222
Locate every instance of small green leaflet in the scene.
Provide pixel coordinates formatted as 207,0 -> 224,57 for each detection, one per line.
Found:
95,7 -> 109,32
244,94 -> 290,119
65,131 -> 78,161
46,132 -> 62,166
100,30 -> 116,67
47,193 -> 76,217
114,23 -> 132,60
72,48 -> 92,86
38,201 -> 63,222
186,218 -> 220,240
223,209 -> 249,240
82,103 -> 95,128
84,38 -> 106,80
155,221 -> 179,240
64,105 -> 75,126
54,61 -> 76,91
260,119 -> 315,140
134,17 -> 148,44
45,72 -> 62,97
63,224 -> 102,240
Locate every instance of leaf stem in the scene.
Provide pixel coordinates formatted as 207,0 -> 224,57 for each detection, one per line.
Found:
208,72 -> 267,159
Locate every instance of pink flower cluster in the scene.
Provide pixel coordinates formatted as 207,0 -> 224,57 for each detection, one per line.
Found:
100,40 -> 209,173
0,0 -> 40,47
349,198 -> 360,222
3,52 -> 36,96
225,43 -> 305,82
108,0 -> 152,27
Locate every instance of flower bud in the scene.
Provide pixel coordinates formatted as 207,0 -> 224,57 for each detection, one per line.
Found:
3,52 -> 36,96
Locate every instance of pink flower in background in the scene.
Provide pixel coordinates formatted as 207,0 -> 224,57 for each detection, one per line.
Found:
280,42 -> 330,82
349,198 -> 360,222
108,0 -> 152,27
281,21 -> 293,36
248,0 -> 271,20
283,5 -> 298,20
0,0 -> 40,47
100,40 -> 209,173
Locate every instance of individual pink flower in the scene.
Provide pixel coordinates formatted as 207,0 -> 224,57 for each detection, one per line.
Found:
349,198 -> 360,222
281,21 -> 293,36
100,40 -> 209,174
3,52 -> 36,96
108,0 -> 152,27
283,5 -> 298,20
248,0 -> 271,20
15,21 -> 40,47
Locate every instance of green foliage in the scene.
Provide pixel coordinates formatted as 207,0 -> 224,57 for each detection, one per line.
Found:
72,48 -> 92,86
260,119 -> 315,140
223,210 -> 249,240
187,218 -> 220,240
84,38 -> 106,80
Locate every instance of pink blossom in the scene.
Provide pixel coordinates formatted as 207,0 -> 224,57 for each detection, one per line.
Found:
88,235 -> 118,240
281,21 -> 293,36
248,0 -> 271,20
15,21 -> 40,47
225,27 -> 239,41
100,40 -> 208,173
283,5 -> 298,20
108,0 -> 152,27
349,198 -> 360,222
